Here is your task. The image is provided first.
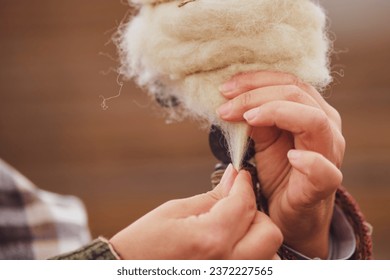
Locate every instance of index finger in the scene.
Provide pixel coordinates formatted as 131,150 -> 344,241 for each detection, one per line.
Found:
220,71 -> 341,128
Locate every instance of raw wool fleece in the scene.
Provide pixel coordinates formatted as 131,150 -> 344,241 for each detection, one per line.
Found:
118,0 -> 332,169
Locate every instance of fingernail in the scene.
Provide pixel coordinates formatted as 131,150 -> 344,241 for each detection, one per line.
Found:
217,102 -> 232,117
243,108 -> 259,121
220,164 -> 233,186
219,80 -> 237,93
287,150 -> 302,161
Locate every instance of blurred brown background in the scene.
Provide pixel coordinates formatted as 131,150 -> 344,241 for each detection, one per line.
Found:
0,0 -> 389,259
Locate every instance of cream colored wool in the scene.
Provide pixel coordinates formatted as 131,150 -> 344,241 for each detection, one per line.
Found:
118,0 -> 332,170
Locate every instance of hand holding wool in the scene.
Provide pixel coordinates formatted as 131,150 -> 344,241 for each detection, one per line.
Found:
110,166 -> 282,260
218,71 -> 345,259
117,0 -> 331,170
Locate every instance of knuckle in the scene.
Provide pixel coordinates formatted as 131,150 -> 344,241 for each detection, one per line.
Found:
285,73 -> 302,87
306,154 -> 322,177
327,106 -> 343,128
335,168 -> 344,186
248,199 -> 257,212
262,218 -> 283,249
239,92 -> 255,110
230,74 -> 250,91
234,76 -> 247,89
206,190 -> 222,202
340,137 -> 346,153
229,77 -> 241,89
273,103 -> 285,117
310,153 -> 343,189
331,107 -> 342,123
330,107 -> 342,129
271,224 -> 284,248
300,189 -> 316,208
236,192 -> 257,213
246,197 -> 257,213
283,85 -> 304,102
337,134 -> 346,154
313,109 -> 331,132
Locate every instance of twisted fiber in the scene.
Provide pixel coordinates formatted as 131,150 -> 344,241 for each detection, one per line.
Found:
210,165 -> 373,259
210,163 -> 268,212
335,186 -> 373,259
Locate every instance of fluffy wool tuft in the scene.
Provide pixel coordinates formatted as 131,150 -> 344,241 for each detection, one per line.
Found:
117,0 -> 332,169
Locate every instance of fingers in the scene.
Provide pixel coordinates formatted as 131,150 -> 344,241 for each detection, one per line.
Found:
199,170 -> 282,259
287,149 -> 342,206
119,168 -> 280,260
219,71 -> 303,98
243,101 -> 335,158
217,71 -> 345,165
219,71 -> 340,127
231,212 -> 283,260
217,84 -> 320,121
203,170 -> 257,246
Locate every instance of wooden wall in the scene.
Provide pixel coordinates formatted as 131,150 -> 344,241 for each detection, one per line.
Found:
0,0 -> 389,259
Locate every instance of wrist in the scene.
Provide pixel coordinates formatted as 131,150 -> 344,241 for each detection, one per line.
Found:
109,228 -> 137,260
284,231 -> 329,259
276,200 -> 334,259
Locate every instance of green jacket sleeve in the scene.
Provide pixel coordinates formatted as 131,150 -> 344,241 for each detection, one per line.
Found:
49,237 -> 120,260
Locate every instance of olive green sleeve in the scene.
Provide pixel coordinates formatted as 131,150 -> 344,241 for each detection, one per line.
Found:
49,237 -> 120,260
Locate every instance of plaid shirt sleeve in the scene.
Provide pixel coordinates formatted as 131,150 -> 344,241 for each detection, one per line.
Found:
0,159 -> 91,260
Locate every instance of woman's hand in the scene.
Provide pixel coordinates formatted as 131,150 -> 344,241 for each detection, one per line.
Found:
217,71 -> 345,259
110,165 -> 282,259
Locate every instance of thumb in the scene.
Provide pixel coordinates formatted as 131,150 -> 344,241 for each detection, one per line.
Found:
159,164 -> 237,218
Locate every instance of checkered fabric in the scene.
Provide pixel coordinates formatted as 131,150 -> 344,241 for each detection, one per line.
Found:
0,159 -> 91,259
